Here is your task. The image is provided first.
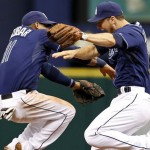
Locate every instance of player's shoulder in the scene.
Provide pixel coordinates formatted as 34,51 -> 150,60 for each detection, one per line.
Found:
130,22 -> 144,32
10,26 -> 33,39
10,25 -> 49,44
115,22 -> 145,38
10,25 -> 47,39
33,29 -> 49,40
121,22 -> 143,33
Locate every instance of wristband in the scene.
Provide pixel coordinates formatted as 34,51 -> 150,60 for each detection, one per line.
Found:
96,58 -> 107,68
81,32 -> 88,40
70,79 -> 75,88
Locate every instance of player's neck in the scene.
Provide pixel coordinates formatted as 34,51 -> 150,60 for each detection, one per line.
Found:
116,20 -> 129,30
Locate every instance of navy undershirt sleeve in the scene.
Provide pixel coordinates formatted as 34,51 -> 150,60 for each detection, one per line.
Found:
41,62 -> 75,87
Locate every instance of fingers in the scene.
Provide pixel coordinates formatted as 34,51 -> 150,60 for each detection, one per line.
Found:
99,64 -> 116,79
109,70 -> 116,80
99,68 -> 106,76
52,51 -> 67,58
63,55 -> 72,59
52,50 -> 77,59
100,68 -> 116,79
102,72 -> 106,77
109,74 -> 115,80
52,51 -> 72,59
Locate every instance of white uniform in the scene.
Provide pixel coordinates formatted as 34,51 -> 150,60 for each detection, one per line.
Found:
1,90 -> 75,149
85,87 -> 150,150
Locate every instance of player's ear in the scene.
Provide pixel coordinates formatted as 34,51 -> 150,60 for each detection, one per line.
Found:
33,22 -> 39,29
109,16 -> 116,23
34,22 -> 39,29
30,22 -> 38,29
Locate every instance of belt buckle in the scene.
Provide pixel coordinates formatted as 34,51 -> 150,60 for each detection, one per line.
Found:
118,86 -> 131,95
124,86 -> 131,92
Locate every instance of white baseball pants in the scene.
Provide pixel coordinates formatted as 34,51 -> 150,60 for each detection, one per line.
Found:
0,90 -> 76,150
84,86 -> 150,150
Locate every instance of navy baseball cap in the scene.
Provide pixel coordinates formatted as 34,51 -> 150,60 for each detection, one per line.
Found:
88,1 -> 123,23
22,11 -> 57,26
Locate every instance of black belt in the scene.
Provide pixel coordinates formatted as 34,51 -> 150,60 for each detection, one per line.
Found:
1,89 -> 32,100
117,86 -> 131,95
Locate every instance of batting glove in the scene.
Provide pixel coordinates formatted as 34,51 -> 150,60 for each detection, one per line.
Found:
0,108 -> 16,121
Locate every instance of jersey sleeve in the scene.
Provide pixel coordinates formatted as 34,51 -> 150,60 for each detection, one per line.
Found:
41,62 -> 75,87
113,28 -> 143,49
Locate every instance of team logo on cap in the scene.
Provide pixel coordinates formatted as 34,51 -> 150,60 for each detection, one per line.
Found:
95,7 -> 97,15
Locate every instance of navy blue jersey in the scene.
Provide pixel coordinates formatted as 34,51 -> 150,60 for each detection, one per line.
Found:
107,22 -> 150,93
97,22 -> 150,93
0,26 -> 60,94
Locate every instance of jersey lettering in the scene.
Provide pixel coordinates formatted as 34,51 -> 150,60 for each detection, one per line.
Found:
109,48 -> 118,58
1,40 -> 17,64
10,26 -> 32,38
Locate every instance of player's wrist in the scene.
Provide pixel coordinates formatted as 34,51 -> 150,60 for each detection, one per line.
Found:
96,58 -> 107,68
71,81 -> 81,90
81,32 -> 88,40
69,79 -> 75,88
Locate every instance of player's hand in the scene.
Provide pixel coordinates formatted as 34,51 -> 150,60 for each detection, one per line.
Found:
71,81 -> 81,90
100,64 -> 116,80
52,50 -> 77,59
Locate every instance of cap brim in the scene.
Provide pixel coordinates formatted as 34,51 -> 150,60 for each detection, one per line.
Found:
88,16 -> 104,23
41,20 -> 57,25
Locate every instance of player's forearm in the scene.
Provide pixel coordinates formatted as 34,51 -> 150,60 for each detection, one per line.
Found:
84,33 -> 116,47
72,57 -> 106,68
74,45 -> 100,60
41,63 -> 75,87
87,57 -> 107,68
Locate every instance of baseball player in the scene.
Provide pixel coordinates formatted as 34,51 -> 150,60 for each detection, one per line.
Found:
0,11 -> 82,150
52,1 -> 150,149
0,10 -> 114,150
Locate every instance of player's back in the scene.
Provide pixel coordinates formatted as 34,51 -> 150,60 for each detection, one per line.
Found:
0,26 -> 50,94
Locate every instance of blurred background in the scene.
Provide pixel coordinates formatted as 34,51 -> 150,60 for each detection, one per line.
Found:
0,0 -> 150,149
